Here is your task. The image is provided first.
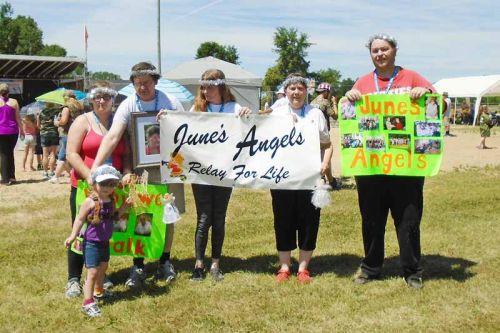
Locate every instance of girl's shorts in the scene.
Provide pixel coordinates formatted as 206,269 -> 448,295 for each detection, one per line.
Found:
23,134 -> 36,147
83,240 -> 110,268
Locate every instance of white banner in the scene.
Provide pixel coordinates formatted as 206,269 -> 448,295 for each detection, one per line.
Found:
160,112 -> 321,189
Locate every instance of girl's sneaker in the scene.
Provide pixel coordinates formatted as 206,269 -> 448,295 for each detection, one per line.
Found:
94,289 -> 114,302
81,302 -> 101,318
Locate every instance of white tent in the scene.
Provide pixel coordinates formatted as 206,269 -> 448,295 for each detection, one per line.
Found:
433,75 -> 500,125
163,56 -> 262,111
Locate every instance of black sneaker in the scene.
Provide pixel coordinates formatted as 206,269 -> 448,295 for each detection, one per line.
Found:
190,267 -> 205,282
404,276 -> 423,289
353,271 -> 379,285
210,267 -> 224,282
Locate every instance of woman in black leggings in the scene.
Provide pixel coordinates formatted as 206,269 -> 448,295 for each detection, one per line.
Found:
188,69 -> 251,282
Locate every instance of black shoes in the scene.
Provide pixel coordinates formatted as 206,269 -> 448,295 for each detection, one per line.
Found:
190,267 -> 205,281
404,276 -> 423,289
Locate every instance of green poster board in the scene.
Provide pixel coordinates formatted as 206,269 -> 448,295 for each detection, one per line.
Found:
338,94 -> 444,176
76,181 -> 168,259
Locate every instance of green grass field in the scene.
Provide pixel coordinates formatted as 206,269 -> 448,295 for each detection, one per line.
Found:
0,166 -> 499,332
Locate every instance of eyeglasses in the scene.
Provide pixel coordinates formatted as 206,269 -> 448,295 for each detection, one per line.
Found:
93,95 -> 112,101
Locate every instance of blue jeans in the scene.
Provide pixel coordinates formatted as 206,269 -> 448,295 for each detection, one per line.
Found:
57,135 -> 67,161
83,240 -> 110,268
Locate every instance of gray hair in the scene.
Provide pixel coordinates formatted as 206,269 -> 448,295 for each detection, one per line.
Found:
282,73 -> 309,90
366,33 -> 398,50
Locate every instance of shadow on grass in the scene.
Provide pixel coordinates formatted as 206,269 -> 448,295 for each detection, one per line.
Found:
367,254 -> 477,282
106,253 -> 476,296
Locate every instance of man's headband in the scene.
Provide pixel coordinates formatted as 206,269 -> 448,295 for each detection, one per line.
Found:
130,69 -> 161,78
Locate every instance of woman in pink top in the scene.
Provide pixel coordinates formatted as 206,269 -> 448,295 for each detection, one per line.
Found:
64,81 -> 130,298
0,83 -> 24,185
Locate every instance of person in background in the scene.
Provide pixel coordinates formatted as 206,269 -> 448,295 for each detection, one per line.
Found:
311,82 -> 335,129
443,92 -> 453,136
476,105 -> 492,149
21,114 -> 37,171
50,90 -> 84,183
345,33 -> 435,289
261,86 -> 287,114
37,102 -> 61,180
65,81 -> 130,298
310,82 -> 339,189
267,73 -> 332,284
0,83 -> 23,185
188,68 -> 252,282
91,62 -> 184,288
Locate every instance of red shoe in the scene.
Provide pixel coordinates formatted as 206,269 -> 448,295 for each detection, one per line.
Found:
297,270 -> 312,284
275,268 -> 291,282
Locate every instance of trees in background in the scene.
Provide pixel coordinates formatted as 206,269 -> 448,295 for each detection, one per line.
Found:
0,2 -> 66,56
262,26 -> 355,104
196,41 -> 240,64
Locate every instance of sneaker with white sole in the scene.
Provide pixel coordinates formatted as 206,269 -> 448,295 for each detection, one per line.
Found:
94,289 -> 114,302
65,278 -> 82,299
103,275 -> 114,290
42,171 -> 49,180
125,266 -> 146,288
48,176 -> 59,183
81,302 -> 101,318
156,261 -> 176,282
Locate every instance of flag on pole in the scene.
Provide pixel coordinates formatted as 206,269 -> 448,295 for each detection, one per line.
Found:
84,25 -> 89,53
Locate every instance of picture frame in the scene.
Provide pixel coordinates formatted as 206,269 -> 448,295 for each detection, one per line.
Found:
130,112 -> 162,168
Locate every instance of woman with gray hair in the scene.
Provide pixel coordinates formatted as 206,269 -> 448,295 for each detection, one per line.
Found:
268,73 -> 332,284
345,33 -> 435,289
0,83 -> 23,185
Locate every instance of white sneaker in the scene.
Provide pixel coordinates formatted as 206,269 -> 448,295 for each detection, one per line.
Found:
65,279 -> 82,299
42,172 -> 50,180
81,302 -> 101,317
48,176 -> 59,184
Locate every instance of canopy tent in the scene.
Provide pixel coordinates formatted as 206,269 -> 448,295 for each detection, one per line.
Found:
163,56 -> 262,111
433,75 -> 500,125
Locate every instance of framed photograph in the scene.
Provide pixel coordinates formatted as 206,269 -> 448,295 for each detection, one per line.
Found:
130,112 -> 161,168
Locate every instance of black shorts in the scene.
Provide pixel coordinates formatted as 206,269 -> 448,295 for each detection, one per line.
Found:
271,189 -> 321,251
40,133 -> 59,147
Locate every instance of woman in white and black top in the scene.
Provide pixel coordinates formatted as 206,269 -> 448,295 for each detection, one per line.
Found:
270,73 -> 332,284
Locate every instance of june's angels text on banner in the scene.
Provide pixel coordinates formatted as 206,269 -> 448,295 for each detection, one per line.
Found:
338,94 -> 444,176
160,112 -> 321,189
76,181 -> 167,259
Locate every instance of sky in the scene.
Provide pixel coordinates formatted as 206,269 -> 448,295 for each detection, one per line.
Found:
10,0 -> 500,83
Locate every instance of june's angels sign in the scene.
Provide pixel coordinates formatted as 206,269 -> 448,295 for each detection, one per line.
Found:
338,93 -> 444,176
159,112 -> 322,190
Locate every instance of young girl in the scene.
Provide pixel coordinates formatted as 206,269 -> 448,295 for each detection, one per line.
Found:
22,114 -> 37,171
64,165 -> 124,318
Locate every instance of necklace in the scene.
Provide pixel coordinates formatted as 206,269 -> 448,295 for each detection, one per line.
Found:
92,111 -> 111,135
207,103 -> 224,113
136,90 -> 159,112
373,66 -> 399,94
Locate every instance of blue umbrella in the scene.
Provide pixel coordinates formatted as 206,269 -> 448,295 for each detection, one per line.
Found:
118,79 -> 194,104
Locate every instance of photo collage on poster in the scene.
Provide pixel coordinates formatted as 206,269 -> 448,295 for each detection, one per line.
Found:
339,95 -> 443,155
112,211 -> 154,237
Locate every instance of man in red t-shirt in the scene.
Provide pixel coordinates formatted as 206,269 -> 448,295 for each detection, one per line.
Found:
345,33 -> 435,289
